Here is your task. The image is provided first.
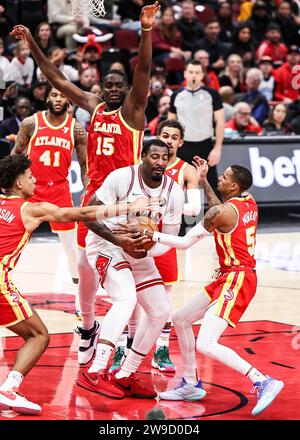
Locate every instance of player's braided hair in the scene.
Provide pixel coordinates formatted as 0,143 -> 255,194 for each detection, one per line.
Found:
0,155 -> 31,190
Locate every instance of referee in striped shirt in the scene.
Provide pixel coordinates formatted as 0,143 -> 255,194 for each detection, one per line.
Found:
168,59 -> 224,191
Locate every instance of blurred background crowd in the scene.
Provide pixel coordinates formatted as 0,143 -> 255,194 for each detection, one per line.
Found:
0,0 -> 300,151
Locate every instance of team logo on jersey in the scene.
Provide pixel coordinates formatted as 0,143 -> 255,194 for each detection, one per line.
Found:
63,127 -> 70,134
159,197 -> 167,207
169,169 -> 178,176
224,289 -> 234,301
9,291 -> 20,303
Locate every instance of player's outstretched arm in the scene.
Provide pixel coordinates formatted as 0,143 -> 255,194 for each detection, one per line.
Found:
22,197 -> 158,234
10,25 -> 100,113
122,1 -> 160,130
192,156 -> 222,207
11,116 -> 35,155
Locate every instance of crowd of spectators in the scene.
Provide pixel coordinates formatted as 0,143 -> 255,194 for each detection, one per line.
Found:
0,0 -> 300,150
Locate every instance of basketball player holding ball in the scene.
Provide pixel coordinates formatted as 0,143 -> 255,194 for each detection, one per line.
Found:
76,139 -> 184,399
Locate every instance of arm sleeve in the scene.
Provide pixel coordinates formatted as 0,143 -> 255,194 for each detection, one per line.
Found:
147,223 -> 181,257
183,188 -> 201,217
152,221 -> 211,250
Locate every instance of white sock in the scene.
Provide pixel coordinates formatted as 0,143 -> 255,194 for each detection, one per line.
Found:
116,329 -> 128,349
88,343 -> 113,373
77,249 -> 98,330
247,367 -> 267,384
116,350 -> 145,379
156,324 -> 171,348
0,370 -> 24,391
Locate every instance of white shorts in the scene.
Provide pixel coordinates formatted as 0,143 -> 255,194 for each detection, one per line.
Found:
85,234 -> 164,294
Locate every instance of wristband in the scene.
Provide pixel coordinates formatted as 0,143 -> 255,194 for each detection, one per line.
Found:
141,26 -> 152,31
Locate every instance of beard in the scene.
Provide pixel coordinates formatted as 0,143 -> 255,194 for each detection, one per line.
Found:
151,174 -> 163,182
48,101 -> 68,116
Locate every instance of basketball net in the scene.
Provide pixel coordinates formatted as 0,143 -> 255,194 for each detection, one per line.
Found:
71,0 -> 106,18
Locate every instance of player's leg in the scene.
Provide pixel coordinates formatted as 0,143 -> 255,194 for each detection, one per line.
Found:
110,282 -> 170,398
196,271 -> 284,416
76,247 -> 100,364
0,307 -> 49,415
76,249 -> 137,399
109,305 -> 141,373
159,291 -> 209,401
153,248 -> 178,372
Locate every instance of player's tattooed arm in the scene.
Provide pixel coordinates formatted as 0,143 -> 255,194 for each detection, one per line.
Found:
203,204 -> 237,233
202,180 -> 222,208
203,205 -> 222,232
74,122 -> 88,188
11,116 -> 35,155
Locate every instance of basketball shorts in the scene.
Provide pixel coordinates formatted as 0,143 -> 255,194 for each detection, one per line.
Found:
154,247 -> 178,285
203,267 -> 257,327
77,181 -> 99,249
30,181 -> 75,232
85,235 -> 164,295
0,268 -> 33,327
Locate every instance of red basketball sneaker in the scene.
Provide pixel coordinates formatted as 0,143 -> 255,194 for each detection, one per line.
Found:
110,370 -> 157,399
76,371 -> 124,399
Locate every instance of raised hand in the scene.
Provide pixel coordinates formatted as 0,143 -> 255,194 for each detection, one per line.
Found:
192,156 -> 209,186
140,1 -> 160,29
10,25 -> 34,45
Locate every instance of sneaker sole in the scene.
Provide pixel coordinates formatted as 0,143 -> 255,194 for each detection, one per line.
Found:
252,381 -> 284,416
0,402 -> 41,415
76,378 -> 124,400
159,393 -> 206,401
151,359 -> 176,373
78,348 -> 96,366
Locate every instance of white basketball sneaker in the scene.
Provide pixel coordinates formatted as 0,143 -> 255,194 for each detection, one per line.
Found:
159,377 -> 206,401
0,389 -> 41,415
77,321 -> 100,365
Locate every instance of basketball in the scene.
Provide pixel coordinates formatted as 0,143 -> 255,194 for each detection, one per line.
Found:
125,216 -> 159,251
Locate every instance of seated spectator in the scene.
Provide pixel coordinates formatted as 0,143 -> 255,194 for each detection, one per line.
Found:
196,19 -> 228,73
246,1 -> 272,47
0,38 -> 11,82
176,0 -> 203,55
0,96 -> 32,143
47,0 -> 89,50
152,6 -> 190,66
230,24 -> 256,67
0,81 -> 20,119
216,1 -> 235,43
9,41 -> 34,88
76,67 -> 98,91
24,80 -> 48,113
146,67 -> 172,123
274,45 -> 300,104
35,22 -> 53,55
225,102 -> 262,136
219,54 -> 245,94
258,56 -> 275,101
235,68 -> 269,124
286,98 -> 300,131
262,103 -> 289,135
194,49 -> 220,90
147,95 -> 171,135
275,1 -> 300,46
37,46 -> 79,83
219,86 -> 235,122
256,22 -> 287,67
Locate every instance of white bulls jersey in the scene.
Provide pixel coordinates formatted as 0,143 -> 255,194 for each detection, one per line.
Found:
86,164 -> 184,249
